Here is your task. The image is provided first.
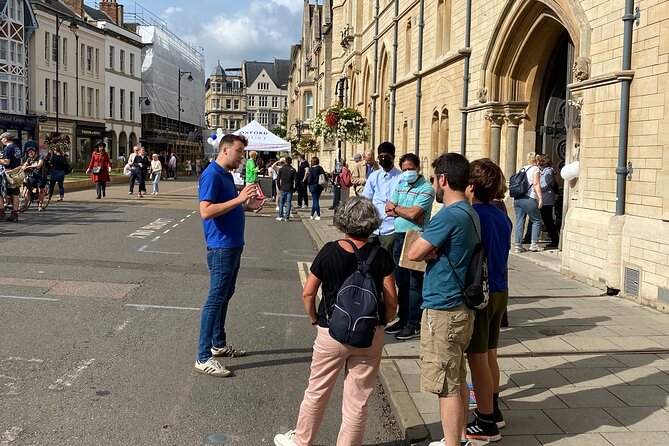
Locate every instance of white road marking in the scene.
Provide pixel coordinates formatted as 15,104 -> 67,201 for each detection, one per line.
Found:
0,375 -> 20,396
241,256 -> 259,261
0,295 -> 59,302
48,358 -> 95,391
151,236 -> 160,242
5,357 -> 44,363
0,426 -> 22,445
186,214 -> 192,218
180,219 -> 185,223
261,312 -> 308,319
137,245 -> 180,255
127,218 -> 173,239
172,224 -> 179,228
114,320 -> 131,333
126,303 -> 200,311
163,229 -> 171,234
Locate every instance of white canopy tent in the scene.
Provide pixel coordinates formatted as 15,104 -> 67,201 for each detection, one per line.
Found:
233,120 -> 291,152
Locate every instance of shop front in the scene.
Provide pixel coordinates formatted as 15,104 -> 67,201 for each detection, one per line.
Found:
76,123 -> 106,165
0,112 -> 38,149
38,122 -> 74,160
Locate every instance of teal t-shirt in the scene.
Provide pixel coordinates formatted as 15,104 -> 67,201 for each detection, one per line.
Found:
421,200 -> 480,310
390,175 -> 435,233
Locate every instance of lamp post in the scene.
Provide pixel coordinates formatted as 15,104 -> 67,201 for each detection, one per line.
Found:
290,119 -> 303,153
55,14 -> 79,135
177,68 -> 193,148
335,76 -> 349,161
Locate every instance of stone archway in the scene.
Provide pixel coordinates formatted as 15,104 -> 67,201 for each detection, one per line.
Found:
129,132 -> 137,151
108,131 -> 117,160
119,132 -> 128,159
378,46 -> 391,144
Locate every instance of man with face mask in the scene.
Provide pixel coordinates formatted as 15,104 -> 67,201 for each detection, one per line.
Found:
361,142 -> 402,254
384,153 -> 435,340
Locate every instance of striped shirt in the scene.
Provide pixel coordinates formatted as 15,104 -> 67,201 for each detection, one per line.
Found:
390,175 -> 435,233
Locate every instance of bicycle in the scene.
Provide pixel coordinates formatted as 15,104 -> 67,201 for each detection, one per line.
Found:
18,175 -> 52,212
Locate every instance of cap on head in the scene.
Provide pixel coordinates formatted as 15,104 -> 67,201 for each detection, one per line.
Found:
0,132 -> 14,141
353,153 -> 362,161
26,146 -> 37,153
95,141 -> 106,149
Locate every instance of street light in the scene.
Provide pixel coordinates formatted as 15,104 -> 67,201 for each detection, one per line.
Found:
138,96 -> 151,106
177,69 -> 193,145
55,14 -> 78,135
335,76 -> 349,161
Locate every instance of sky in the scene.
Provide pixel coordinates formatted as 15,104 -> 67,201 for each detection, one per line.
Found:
114,0 -> 304,74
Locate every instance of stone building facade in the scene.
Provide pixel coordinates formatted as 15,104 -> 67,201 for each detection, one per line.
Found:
205,62 -> 245,134
243,60 -> 289,131
290,0 -> 669,310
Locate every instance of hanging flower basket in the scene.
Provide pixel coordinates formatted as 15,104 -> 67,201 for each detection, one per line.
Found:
299,137 -> 320,153
311,106 -> 369,144
44,133 -> 72,154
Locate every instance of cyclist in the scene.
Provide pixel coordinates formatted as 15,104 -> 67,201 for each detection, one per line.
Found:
22,146 -> 48,212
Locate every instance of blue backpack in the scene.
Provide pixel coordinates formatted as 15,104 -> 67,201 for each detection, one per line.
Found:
328,240 -> 382,348
508,167 -> 530,198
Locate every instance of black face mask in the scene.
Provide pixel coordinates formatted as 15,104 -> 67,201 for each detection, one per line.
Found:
379,157 -> 393,170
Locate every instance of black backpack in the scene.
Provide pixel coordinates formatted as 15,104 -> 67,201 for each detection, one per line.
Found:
327,240 -> 382,348
508,167 -> 530,198
447,208 -> 490,310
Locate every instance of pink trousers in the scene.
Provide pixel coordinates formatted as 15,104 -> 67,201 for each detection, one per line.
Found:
293,326 -> 385,446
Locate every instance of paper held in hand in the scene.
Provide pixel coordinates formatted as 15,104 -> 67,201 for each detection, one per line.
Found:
398,229 -> 427,272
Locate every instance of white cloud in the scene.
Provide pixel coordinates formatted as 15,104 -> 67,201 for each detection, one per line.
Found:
158,0 -> 302,73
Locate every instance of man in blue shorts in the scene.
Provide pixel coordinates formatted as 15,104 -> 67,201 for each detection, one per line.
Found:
464,158 -> 512,443
195,134 -> 261,377
408,153 -> 479,446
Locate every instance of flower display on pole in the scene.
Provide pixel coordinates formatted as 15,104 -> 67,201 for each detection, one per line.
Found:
311,106 -> 369,144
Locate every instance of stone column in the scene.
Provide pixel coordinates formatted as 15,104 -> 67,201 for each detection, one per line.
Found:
504,113 -> 527,180
485,113 -> 505,165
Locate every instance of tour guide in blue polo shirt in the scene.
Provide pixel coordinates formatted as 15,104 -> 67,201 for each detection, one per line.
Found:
361,141 -> 402,253
195,134 -> 263,378
407,152 -> 480,446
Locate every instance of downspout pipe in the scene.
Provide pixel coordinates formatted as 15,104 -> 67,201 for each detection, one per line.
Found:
389,0 -> 399,145
414,0 -> 424,157
460,0 -> 472,156
371,0 -> 380,150
615,0 -> 636,216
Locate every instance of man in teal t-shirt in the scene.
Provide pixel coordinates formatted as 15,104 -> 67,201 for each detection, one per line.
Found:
384,153 -> 435,340
407,152 -> 479,446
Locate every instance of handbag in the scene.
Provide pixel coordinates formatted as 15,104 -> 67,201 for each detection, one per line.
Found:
92,166 -> 101,174
4,166 -> 26,187
398,229 -> 427,272
63,163 -> 72,175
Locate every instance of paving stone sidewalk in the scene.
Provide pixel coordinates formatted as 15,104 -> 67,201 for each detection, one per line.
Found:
297,198 -> 669,446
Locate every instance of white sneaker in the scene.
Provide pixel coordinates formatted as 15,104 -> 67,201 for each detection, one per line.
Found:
275,206 -> 279,211
274,430 -> 297,446
194,358 -> 232,377
276,216 -> 283,221
529,243 -> 544,252
309,215 -> 313,220
429,439 -> 445,446
513,244 -> 526,254
315,216 -> 321,221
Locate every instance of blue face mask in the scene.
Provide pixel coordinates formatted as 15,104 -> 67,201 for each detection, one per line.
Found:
403,170 -> 418,184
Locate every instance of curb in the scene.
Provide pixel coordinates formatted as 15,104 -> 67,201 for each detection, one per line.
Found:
378,360 -> 430,444
509,250 -> 561,273
63,175 -> 130,193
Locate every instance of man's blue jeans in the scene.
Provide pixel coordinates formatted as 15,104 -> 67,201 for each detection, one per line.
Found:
392,234 -> 424,329
514,196 -> 542,244
197,246 -> 243,362
279,190 -> 293,219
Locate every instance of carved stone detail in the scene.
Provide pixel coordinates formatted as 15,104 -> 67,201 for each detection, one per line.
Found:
568,96 -> 584,110
477,87 -> 488,103
572,57 -> 591,82
484,112 -> 505,126
505,113 -> 528,127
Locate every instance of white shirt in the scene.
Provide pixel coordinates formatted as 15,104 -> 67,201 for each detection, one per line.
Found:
523,164 -> 540,199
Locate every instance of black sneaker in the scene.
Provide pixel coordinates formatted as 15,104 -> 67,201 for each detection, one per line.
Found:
466,414 -> 501,442
492,408 -> 505,428
384,320 -> 405,334
395,326 -> 421,340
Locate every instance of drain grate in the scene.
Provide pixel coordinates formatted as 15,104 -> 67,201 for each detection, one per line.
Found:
624,266 -> 640,297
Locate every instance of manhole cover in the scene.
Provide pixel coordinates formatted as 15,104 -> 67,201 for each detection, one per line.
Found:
204,433 -> 231,445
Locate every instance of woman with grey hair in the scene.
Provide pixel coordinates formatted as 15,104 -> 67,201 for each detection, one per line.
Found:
274,196 -> 398,446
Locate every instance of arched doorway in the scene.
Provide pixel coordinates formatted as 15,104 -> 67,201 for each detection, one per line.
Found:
378,47 -> 390,144
108,130 -> 117,161
118,132 -> 128,159
129,132 -> 137,152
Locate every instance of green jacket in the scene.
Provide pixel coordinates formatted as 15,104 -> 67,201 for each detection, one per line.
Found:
245,158 -> 257,183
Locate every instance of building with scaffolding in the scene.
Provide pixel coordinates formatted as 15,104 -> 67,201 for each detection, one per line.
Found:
123,2 -> 205,163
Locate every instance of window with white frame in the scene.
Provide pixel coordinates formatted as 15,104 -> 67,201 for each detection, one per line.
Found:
119,50 -> 125,73
95,89 -> 99,118
259,112 -> 268,125
17,82 -> 23,113
130,91 -> 135,121
270,113 -> 278,126
258,82 -> 270,91
305,91 -> 314,119
51,35 -> 58,62
52,80 -> 57,114
80,44 -> 85,71
248,96 -> 255,107
120,89 -> 125,120
0,82 -> 7,111
63,83 -> 68,115
109,86 -> 115,118
62,38 -> 67,67
95,49 -> 99,75
17,42 -> 23,64
10,42 -> 16,63
226,99 -> 231,109
86,46 -> 93,71
130,53 -> 135,76
211,98 -> 220,109
44,32 -> 50,61
259,96 -> 268,107
45,79 -> 49,111
272,96 -> 278,108
234,99 -> 239,110
9,83 -> 15,112
0,41 -> 7,61
109,46 -> 115,70
87,88 -> 93,117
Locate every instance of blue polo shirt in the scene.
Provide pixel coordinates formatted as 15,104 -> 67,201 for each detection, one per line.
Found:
390,175 -> 435,233
362,166 -> 402,236
421,200 -> 480,310
473,203 -> 512,293
199,162 -> 245,249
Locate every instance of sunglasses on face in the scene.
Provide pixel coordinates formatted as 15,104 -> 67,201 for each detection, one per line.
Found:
377,154 -> 392,160
429,173 -> 446,184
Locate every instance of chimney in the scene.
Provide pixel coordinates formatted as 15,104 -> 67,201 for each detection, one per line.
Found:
99,0 -> 119,24
117,4 -> 124,27
61,0 -> 84,16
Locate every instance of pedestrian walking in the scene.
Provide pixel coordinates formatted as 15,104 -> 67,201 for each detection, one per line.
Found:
513,152 -> 543,253
296,154 -> 309,208
195,134 -> 261,378
150,153 -> 162,195
86,141 -> 111,199
195,158 -> 203,177
538,155 -> 559,248
339,161 -> 352,206
407,152 -> 479,446
464,158 -> 512,443
0,132 -> 21,221
22,146 -> 47,211
133,147 -> 150,198
168,153 -> 177,180
276,156 -> 295,222
49,147 -> 68,202
184,159 -> 192,176
267,158 -> 278,200
329,159 -> 343,209
361,142 -> 402,254
245,150 -> 258,185
306,156 -> 325,220
383,153 -> 435,340
273,196 -> 397,446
